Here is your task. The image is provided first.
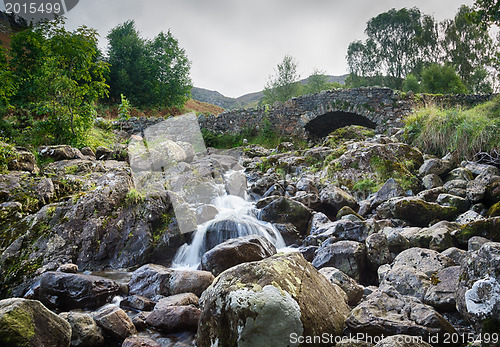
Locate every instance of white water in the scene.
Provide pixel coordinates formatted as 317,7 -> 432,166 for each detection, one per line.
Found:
172,194 -> 286,269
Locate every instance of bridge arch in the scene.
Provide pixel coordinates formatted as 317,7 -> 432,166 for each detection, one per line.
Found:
304,110 -> 377,138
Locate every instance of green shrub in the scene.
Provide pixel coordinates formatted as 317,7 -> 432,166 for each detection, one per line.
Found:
0,140 -> 17,173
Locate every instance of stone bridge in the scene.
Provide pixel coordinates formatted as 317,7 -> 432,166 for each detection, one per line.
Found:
198,88 -> 494,139
117,88 -> 494,140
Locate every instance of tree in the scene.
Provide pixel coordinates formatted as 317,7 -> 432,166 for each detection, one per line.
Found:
0,47 -> 16,109
363,8 -> 438,88
146,30 -> 192,108
304,69 -> 331,94
442,5 -> 494,92
107,20 -> 192,108
263,55 -> 300,104
9,18 -> 109,145
471,0 -> 500,28
421,63 -> 467,94
402,74 -> 421,93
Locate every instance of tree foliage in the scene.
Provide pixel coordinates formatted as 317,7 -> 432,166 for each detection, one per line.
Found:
421,64 -> 467,94
5,18 -> 109,145
107,20 -> 192,108
263,55 -> 301,104
441,5 -> 494,90
471,0 -> 500,28
346,5 -> 497,93
304,69 -> 331,94
347,8 -> 438,89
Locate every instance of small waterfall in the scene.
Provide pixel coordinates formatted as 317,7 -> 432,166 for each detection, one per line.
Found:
172,194 -> 286,269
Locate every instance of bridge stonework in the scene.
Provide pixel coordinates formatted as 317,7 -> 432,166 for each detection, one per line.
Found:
117,88 -> 494,139
198,88 -> 494,139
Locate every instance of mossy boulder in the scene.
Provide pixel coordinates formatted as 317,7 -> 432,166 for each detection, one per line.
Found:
377,197 -> 459,227
259,196 -> 313,234
324,140 -> 423,193
487,201 -> 500,217
197,252 -> 350,347
454,217 -> 500,246
0,298 -> 71,347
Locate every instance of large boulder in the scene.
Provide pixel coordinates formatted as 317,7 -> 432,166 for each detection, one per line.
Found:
146,305 -> 201,332
38,272 -> 121,310
59,311 -> 104,347
456,242 -> 500,333
312,240 -> 368,283
7,147 -> 39,173
197,252 -> 350,347
0,298 -> 71,347
319,267 -> 364,306
423,266 -> 460,311
128,264 -> 173,299
391,247 -> 455,276
345,285 -> 456,339
454,217 -> 500,246
168,270 -> 215,297
92,306 -> 136,341
259,196 -> 313,234
319,185 -> 359,216
379,265 -> 431,301
201,235 -> 277,276
377,197 -> 459,227
404,221 -> 459,252
38,145 -> 84,161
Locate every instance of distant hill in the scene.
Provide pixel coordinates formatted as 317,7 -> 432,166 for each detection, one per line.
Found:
192,74 -> 348,110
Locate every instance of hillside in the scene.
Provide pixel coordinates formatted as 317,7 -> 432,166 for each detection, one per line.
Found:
192,74 -> 348,110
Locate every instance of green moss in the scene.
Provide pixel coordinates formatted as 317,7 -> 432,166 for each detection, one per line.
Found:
487,202 -> 500,217
352,179 -> 378,193
0,307 -> 35,346
64,165 -> 79,175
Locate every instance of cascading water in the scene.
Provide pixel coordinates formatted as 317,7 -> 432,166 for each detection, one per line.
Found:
172,193 -> 286,269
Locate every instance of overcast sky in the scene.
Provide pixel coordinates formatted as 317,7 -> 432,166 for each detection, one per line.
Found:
2,0 -> 475,97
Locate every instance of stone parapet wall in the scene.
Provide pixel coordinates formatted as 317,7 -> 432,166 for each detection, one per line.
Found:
115,88 -> 496,139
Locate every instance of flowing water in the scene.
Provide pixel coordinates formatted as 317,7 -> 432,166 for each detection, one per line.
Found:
172,193 -> 286,268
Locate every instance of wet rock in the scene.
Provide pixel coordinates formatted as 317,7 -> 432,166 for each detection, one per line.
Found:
466,181 -> 486,203
383,228 -> 411,256
197,253 -> 350,346
436,194 -> 470,213
128,264 -> 173,299
312,240 -> 368,283
392,247 -> 455,276
259,196 -> 313,234
379,265 -> 431,301
454,210 -> 484,225
423,266 -> 460,311
155,293 -> 199,309
419,158 -> 451,176
201,235 -> 276,276
377,197 -> 458,227
446,167 -> 474,182
120,295 -> 156,311
146,305 -> 201,333
261,183 -> 284,198
345,285 -> 456,338
372,178 -> 406,207
298,245 -> 318,262
57,263 -> 78,273
122,336 -> 161,347
39,145 -> 84,161
225,171 -> 247,197
0,298 -> 71,347
422,174 -> 443,190
441,247 -> 467,266
487,201 -> 500,217
168,270 -> 214,297
130,312 -> 150,331
468,236 -> 491,252
416,187 -> 446,203
366,232 -> 392,270
456,242 -> 500,333
274,223 -> 302,245
405,221 -> 458,252
454,217 -> 500,246
92,306 -> 136,341
59,311 -> 104,347
319,185 -> 359,216
8,147 -> 38,173
38,272 -> 121,310
319,267 -> 364,306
